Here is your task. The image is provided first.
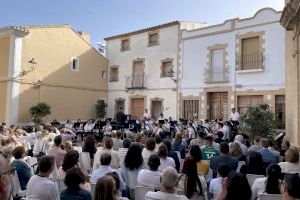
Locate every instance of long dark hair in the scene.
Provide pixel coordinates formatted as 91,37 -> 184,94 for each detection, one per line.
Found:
124,144 -> 143,170
247,151 -> 265,175
82,135 -> 96,152
182,157 -> 203,198
62,150 -> 79,172
265,164 -> 282,194
190,145 -> 202,162
226,172 -> 251,200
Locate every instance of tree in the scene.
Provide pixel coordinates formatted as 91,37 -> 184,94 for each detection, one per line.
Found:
95,100 -> 107,119
240,104 -> 276,139
30,102 -> 51,125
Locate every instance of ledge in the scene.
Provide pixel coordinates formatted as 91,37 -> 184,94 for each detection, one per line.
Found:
236,69 -> 263,74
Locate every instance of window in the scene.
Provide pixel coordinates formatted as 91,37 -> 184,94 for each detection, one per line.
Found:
109,66 -> 119,82
121,39 -> 130,51
275,95 -> 285,129
182,100 -> 199,119
161,60 -> 173,77
101,71 -> 106,80
71,57 -> 79,72
240,36 -> 262,70
209,49 -> 226,82
148,32 -> 159,46
237,95 -> 264,114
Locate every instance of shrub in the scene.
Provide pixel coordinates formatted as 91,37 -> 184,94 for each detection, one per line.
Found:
30,102 -> 51,124
95,100 -> 107,119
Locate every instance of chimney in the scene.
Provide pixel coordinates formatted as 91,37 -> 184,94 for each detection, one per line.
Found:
77,31 -> 90,44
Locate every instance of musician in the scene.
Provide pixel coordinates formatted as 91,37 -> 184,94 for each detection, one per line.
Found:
84,120 -> 95,137
157,113 -> 165,121
102,120 -> 112,136
162,119 -> 170,133
116,107 -> 126,127
64,120 -> 73,130
143,109 -> 151,120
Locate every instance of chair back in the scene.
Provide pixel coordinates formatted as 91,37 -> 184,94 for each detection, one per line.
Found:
56,179 -> 67,193
81,152 -> 92,172
135,185 -> 154,200
236,161 -> 246,172
246,174 -> 265,187
12,172 -> 22,196
259,193 -> 282,200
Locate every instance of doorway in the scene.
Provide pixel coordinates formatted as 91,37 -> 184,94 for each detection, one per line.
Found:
151,101 -> 162,120
208,92 -> 228,120
131,98 -> 144,119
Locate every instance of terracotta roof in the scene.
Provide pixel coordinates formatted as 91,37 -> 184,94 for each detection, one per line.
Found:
104,21 -> 180,41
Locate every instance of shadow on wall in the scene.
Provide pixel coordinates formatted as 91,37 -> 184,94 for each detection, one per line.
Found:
16,48 -> 108,123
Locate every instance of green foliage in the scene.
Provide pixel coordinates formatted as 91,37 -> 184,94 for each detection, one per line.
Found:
240,104 -> 276,139
95,100 -> 107,119
30,102 -> 51,125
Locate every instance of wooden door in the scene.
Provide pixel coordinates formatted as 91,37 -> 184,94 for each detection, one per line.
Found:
132,61 -> 144,87
210,92 -> 228,120
151,101 -> 162,120
131,98 -> 144,118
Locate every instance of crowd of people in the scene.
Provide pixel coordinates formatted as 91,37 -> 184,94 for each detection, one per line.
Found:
0,108 -> 300,200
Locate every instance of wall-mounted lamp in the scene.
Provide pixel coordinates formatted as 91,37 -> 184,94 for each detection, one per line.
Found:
168,69 -> 177,83
16,58 -> 38,79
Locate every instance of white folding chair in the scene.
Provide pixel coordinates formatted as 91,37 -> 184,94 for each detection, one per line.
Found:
246,174 -> 265,187
236,161 -> 246,172
259,193 -> 282,200
12,172 -> 26,197
81,152 -> 92,172
56,179 -> 67,192
91,184 -> 96,199
135,185 -> 154,200
73,146 -> 82,154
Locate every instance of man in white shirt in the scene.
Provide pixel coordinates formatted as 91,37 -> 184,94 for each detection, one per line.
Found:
158,113 -> 165,121
145,167 -> 188,200
209,164 -> 229,200
26,156 -> 59,200
143,109 -> 151,120
230,108 -> 239,133
138,154 -> 162,188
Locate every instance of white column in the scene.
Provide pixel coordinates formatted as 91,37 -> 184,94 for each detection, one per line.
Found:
5,34 -> 22,125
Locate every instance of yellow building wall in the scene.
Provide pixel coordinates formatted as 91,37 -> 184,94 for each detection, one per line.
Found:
18,26 -> 108,123
0,36 -> 10,122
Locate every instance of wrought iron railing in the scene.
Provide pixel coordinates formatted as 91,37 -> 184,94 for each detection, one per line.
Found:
237,53 -> 263,70
204,65 -> 229,83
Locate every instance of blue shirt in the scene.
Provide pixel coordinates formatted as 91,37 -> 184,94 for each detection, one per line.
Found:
60,187 -> 92,200
259,148 -> 278,164
10,159 -> 32,190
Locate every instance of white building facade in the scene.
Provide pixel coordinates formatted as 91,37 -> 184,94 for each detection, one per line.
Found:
179,8 -> 286,127
105,21 -> 205,120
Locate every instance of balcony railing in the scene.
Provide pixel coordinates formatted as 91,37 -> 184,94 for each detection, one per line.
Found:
237,53 -> 263,70
125,74 -> 147,89
204,65 -> 229,83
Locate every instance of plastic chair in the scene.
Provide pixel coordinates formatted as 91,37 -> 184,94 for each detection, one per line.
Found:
236,161 -> 246,172
259,193 -> 282,200
246,174 -> 265,187
12,172 -> 26,197
135,185 -> 154,200
56,179 -> 67,192
81,152 -> 92,172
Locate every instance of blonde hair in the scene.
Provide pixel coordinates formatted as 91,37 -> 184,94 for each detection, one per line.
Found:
285,147 -> 299,163
230,142 -> 244,158
63,141 -> 73,152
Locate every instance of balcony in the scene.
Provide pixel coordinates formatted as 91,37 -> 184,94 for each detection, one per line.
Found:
237,53 -> 263,70
125,74 -> 147,89
204,65 -> 229,83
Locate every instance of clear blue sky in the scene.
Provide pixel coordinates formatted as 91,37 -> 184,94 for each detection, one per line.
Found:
0,0 -> 284,46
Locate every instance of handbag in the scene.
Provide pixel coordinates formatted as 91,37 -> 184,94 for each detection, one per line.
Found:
36,142 -> 46,161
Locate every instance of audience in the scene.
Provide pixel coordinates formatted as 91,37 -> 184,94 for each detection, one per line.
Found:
209,164 -> 230,200
163,139 -> 180,172
10,146 -> 32,190
145,167 -> 188,200
94,175 -> 124,200
118,138 -> 131,167
93,137 -> 120,170
32,130 -> 50,157
113,131 -> 123,151
248,136 -> 261,152
230,142 -> 247,162
82,135 -> 97,162
57,150 -> 80,180
251,163 -> 282,200
122,143 -> 144,199
142,137 -> 156,168
47,135 -> 66,168
137,154 -> 162,188
232,135 -> 248,155
259,138 -> 278,166
201,136 -> 219,161
240,151 -> 265,176
278,147 -> 300,174
158,144 -> 175,172
177,157 -> 207,199
210,142 -> 238,178
190,145 -> 209,175
172,133 -> 186,159
0,154 -> 12,200
60,167 -> 92,200
281,173 -> 300,200
26,156 -> 59,200
216,172 -> 252,200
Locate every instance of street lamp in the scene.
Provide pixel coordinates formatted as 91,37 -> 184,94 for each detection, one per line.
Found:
167,69 -> 177,83
16,58 -> 38,79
